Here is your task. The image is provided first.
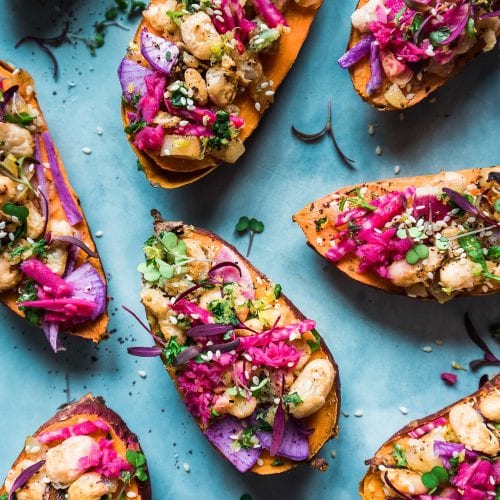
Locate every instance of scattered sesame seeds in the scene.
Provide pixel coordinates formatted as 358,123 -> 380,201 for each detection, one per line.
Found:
406,93 -> 415,100
138,370 -> 147,378
422,346 -> 433,353
254,102 -> 261,112
127,492 -> 138,498
354,410 -> 364,417
394,165 -> 401,175
264,90 -> 274,96
399,406 -> 408,415
257,458 -> 264,466
330,450 -> 337,458
368,124 -> 375,135
183,463 -> 190,473
95,230 -> 103,237
96,126 -> 103,135
82,147 -> 92,155
273,397 -> 280,405
67,80 -> 76,88
375,145 -> 382,156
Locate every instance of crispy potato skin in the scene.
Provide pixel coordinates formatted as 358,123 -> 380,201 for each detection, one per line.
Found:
346,0 -> 489,110
121,0 -> 324,188
0,394 -> 151,499
358,375 -> 500,499
144,213 -> 340,475
293,167 -> 500,300
0,60 -> 109,343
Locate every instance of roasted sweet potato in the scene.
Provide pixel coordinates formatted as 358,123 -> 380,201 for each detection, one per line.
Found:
133,211 -> 340,474
359,375 -> 500,499
0,394 -> 151,499
341,0 -> 500,110
294,167 -> 500,302
0,60 -> 108,349
119,0 -> 323,188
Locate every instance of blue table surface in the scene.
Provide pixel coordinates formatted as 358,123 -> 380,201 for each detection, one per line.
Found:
0,1 -> 498,499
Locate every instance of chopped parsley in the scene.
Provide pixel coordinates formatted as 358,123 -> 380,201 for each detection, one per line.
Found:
347,188 -> 376,211
4,112 -> 35,127
170,82 -> 191,108
273,283 -> 282,299
17,280 -> 44,326
163,337 -> 186,365
429,27 -> 451,48
124,119 -> 146,134
283,392 -> 303,405
315,217 -> 328,232
10,239 -> 48,259
307,329 -> 321,353
207,111 -> 233,150
392,443 -> 408,468
208,299 -> 239,325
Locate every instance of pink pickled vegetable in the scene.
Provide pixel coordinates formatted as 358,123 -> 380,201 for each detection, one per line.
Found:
18,298 -> 96,316
408,416 -> 447,438
165,98 -> 245,128
171,299 -> 214,324
230,0 -> 257,40
134,125 -> 165,151
441,372 -> 458,385
78,439 -> 132,479
20,258 -> 73,298
170,124 -> 214,137
137,72 -> 166,122
252,0 -> 287,28
38,419 -> 110,443
270,401 -> 285,456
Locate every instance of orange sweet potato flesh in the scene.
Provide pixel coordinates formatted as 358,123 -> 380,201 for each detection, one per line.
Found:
347,0 -> 490,110
359,374 -> 500,499
293,167 -> 500,299
0,393 -> 151,499
121,0 -> 323,188
143,214 -> 340,475
0,60 -> 109,343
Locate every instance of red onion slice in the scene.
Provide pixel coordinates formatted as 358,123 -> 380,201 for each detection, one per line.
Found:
50,235 -> 98,258
8,460 -> 46,500
128,346 -> 163,357
270,401 -> 285,456
140,28 -> 179,75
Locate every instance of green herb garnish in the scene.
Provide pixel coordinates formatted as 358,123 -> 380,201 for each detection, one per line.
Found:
273,283 -> 282,299
459,234 -> 500,282
421,466 -> 449,494
347,188 -> 376,211
307,329 -> 321,353
392,443 -> 408,468
208,299 -> 239,325
4,112 -> 35,127
315,217 -> 327,232
124,450 -> 148,482
429,27 -> 451,47
10,239 -> 48,259
206,111 -> 235,150
124,120 -> 146,134
405,244 -> 429,265
164,337 -> 186,365
283,392 -> 303,405
17,280 -> 44,326
235,216 -> 265,257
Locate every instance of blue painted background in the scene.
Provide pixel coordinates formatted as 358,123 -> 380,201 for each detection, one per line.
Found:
0,1 -> 498,499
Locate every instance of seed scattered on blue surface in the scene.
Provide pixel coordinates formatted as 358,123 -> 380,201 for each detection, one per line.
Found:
183,462 -> 190,472
399,406 -> 408,415
82,147 -> 92,154
422,346 -> 433,353
354,410 -> 363,417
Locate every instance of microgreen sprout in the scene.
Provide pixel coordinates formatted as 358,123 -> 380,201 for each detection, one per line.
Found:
392,443 -> 408,468
421,466 -> 449,494
123,450 -> 148,482
291,100 -> 355,169
405,244 -> 429,264
235,216 -> 265,257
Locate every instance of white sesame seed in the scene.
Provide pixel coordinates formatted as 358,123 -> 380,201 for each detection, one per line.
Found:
95,230 -> 103,237
186,105 -> 195,111
399,406 -> 408,415
287,361 -> 294,367
406,93 -> 415,100
96,126 -> 103,135
330,450 -> 337,458
216,14 -> 224,22
354,410 -> 364,417
82,147 -> 92,154
257,458 -> 264,466
8,233 -> 15,241
264,90 -> 274,96
394,165 -> 400,175
127,492 -> 138,498
16,184 -> 24,191
422,346 -> 433,353
183,463 -> 190,472
368,124 -> 375,135
191,313 -> 200,320
375,145 -> 382,156
179,120 -> 189,127
244,353 -> 252,362
138,370 -> 147,378
254,102 -> 261,112
252,376 -> 259,385
274,398 -> 280,404
260,81 -> 269,89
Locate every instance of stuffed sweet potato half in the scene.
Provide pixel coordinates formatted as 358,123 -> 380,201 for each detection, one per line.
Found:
359,375 -> 500,499
131,211 -> 340,474
0,394 -> 151,500
0,61 -> 108,351
293,167 -> 500,302
339,0 -> 500,110
119,0 -> 323,188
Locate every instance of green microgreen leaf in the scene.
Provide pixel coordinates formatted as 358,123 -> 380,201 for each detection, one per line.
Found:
307,329 -> 321,353
315,217 -> 327,232
283,392 -> 303,405
429,27 -> 451,47
392,443 -> 408,468
273,283 -> 282,299
235,216 -> 250,233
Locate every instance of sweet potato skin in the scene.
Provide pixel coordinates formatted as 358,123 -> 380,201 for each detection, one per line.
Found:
347,0 -> 490,110
0,60 -> 109,343
293,167 -> 500,299
358,375 -> 500,499
0,394 -> 151,499
143,213 -> 340,475
122,0 -> 323,188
